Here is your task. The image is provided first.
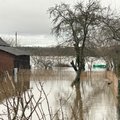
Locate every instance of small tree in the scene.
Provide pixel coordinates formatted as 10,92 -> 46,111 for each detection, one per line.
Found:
31,56 -> 53,69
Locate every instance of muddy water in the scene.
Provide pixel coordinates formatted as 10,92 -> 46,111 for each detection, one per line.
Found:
30,67 -> 117,120
0,67 -> 118,120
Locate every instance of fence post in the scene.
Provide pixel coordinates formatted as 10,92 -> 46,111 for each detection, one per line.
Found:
14,68 -> 18,83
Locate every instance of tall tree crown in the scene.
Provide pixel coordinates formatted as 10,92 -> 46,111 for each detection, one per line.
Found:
49,0 -> 120,47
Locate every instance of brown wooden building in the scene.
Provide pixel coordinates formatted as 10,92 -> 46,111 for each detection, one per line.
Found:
0,37 -> 30,74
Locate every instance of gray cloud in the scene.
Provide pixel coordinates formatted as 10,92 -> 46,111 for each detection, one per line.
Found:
0,0 -> 53,35
0,0 -> 119,35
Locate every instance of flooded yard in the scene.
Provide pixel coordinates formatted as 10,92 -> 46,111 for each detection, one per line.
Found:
0,67 -> 118,120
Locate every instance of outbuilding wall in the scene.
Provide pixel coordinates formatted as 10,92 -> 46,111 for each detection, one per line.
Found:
0,50 -> 14,74
14,55 -> 30,69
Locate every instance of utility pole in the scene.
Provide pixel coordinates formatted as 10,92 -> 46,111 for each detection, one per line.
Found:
15,32 -> 17,47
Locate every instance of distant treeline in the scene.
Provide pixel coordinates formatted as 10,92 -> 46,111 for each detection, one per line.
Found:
17,44 -> 120,57
17,47 -> 75,56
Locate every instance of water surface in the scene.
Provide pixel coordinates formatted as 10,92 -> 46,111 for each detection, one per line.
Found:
0,67 -> 118,120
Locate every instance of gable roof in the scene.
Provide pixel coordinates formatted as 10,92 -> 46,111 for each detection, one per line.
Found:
0,46 -> 30,56
0,37 -> 10,47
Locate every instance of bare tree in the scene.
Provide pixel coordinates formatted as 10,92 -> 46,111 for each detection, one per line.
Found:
31,56 -> 53,70
48,1 -> 120,119
49,0 -> 119,86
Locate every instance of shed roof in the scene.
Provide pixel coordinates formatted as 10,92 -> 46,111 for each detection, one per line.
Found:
0,37 -> 10,47
0,46 -> 30,56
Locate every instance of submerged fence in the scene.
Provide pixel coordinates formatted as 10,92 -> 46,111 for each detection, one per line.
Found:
80,71 -> 118,96
106,71 -> 118,96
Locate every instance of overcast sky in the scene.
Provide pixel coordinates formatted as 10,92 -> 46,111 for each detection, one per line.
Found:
0,0 -> 120,46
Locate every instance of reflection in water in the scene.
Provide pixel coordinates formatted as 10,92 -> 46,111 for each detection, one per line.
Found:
31,68 -> 117,120
81,79 -> 117,120
0,68 -> 118,120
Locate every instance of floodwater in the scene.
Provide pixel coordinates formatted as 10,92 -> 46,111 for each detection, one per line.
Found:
0,67 -> 118,120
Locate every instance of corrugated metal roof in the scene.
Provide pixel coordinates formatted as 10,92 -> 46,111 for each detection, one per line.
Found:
0,46 -> 30,56
0,37 -> 10,46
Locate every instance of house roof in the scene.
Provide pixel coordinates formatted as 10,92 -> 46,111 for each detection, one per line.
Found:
0,37 -> 30,56
0,37 -> 10,47
0,46 -> 30,56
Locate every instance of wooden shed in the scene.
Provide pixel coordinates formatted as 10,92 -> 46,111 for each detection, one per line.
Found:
0,37 -> 30,74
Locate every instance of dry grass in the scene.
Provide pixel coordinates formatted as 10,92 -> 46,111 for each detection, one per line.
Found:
0,68 -> 74,103
0,70 -> 30,103
31,68 -> 75,81
0,80 -> 15,102
0,69 -> 117,102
